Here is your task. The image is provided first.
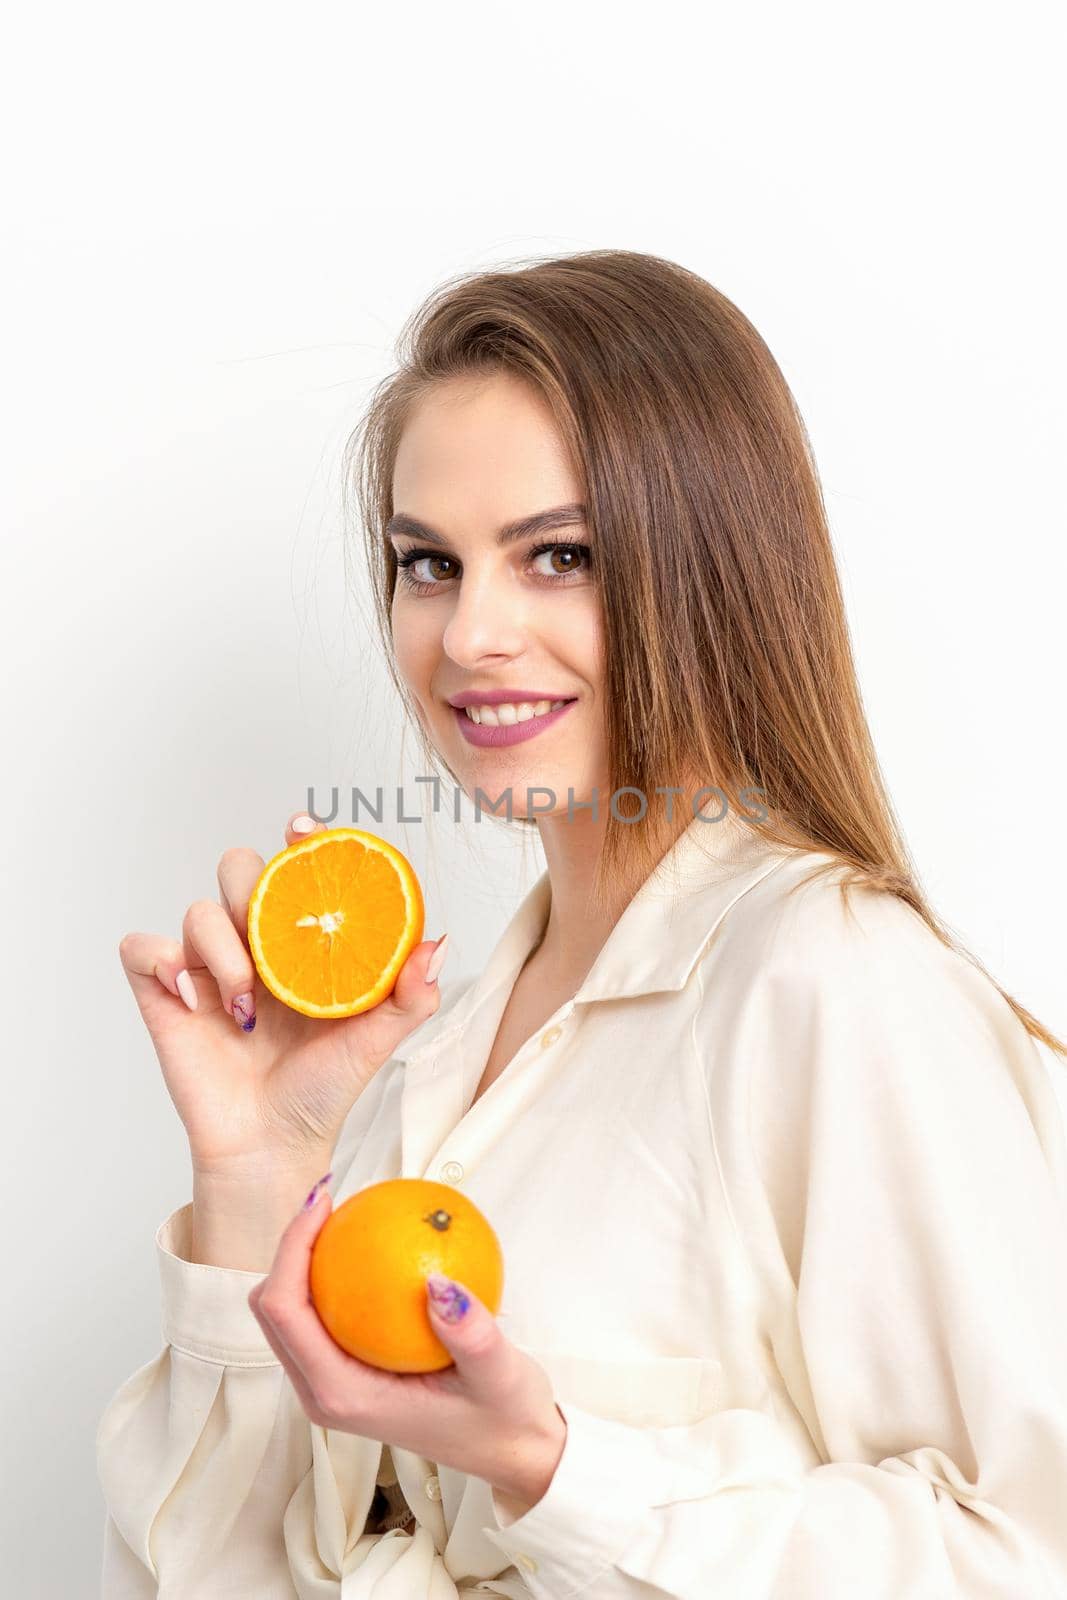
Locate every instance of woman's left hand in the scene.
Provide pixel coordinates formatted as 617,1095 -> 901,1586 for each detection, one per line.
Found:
247,1184 -> 568,1506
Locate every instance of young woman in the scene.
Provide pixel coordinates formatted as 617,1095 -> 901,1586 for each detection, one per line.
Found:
99,250 -> 1067,1597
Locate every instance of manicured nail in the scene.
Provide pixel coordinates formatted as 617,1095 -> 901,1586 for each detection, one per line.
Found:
231,992 -> 256,1031
426,1272 -> 470,1321
302,1171 -> 333,1211
425,933 -> 449,985
292,814 -> 316,834
175,969 -> 198,1011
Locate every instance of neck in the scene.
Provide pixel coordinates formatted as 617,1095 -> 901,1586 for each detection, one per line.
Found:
530,795 -> 696,981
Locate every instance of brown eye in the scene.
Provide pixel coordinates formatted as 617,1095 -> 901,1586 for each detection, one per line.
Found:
529,542 -> 592,581
394,550 -> 458,590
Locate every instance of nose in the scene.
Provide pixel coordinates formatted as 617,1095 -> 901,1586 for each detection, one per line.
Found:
440,564 -> 530,667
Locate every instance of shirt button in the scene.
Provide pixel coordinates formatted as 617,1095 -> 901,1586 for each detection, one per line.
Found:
539,1026 -> 562,1049
424,1474 -> 441,1501
440,1160 -> 464,1183
517,1553 -> 538,1572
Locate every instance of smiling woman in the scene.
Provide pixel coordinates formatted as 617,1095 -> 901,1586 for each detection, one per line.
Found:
98,248 -> 1067,1599
346,250 -> 1064,1057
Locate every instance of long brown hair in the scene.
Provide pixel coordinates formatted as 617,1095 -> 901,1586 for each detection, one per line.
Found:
342,248 -> 1066,1059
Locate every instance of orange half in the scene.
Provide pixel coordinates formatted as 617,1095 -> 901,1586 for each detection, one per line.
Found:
247,828 -> 424,1018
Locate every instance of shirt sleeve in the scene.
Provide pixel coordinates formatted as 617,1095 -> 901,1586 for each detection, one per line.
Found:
95,1091 -> 392,1597
480,887 -> 1067,1598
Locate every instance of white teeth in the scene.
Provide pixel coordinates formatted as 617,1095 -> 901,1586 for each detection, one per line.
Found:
464,698 -> 569,725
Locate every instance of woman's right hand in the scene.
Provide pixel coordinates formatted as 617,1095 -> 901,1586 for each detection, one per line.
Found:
118,812 -> 448,1176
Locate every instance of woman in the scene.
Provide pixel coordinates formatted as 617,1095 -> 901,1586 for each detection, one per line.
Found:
99,250 -> 1067,1597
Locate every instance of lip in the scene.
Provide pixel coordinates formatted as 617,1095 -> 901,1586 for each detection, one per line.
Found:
452,698 -> 577,747
446,689 -> 577,708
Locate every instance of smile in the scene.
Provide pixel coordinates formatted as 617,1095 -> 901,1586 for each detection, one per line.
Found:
463,698 -> 570,725
452,698 -> 577,748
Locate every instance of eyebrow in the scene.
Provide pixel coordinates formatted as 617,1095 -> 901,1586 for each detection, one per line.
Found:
385,502 -> 588,547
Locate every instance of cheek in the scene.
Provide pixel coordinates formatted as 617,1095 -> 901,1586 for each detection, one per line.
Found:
390,603 -> 433,684
569,599 -> 603,682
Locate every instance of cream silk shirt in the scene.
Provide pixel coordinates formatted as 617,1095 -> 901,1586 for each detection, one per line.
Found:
96,808 -> 1067,1597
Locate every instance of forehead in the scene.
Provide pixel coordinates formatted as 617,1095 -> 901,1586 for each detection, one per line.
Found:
392,374 -> 580,518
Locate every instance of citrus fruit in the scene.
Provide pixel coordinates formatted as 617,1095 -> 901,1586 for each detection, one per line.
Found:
309,1178 -> 505,1373
247,827 -> 424,1019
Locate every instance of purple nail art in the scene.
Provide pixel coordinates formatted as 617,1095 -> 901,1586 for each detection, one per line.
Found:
426,1272 -> 470,1322
302,1171 -> 333,1210
232,993 -> 256,1031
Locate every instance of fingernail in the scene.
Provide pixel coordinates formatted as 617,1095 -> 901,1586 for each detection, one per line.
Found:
176,969 -> 198,1011
302,1171 -> 333,1211
231,992 -> 256,1031
292,814 -> 316,834
425,933 -> 449,985
427,1272 -> 470,1321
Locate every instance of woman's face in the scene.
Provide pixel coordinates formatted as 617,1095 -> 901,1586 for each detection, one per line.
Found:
389,370 -> 606,822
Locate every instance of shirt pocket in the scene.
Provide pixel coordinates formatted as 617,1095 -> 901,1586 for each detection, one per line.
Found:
516,1346 -> 723,1428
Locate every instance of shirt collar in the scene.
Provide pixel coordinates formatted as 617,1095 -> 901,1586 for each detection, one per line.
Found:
394,807 -> 792,1064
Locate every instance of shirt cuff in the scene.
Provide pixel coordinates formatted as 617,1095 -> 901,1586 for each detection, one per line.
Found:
482,1399 -> 676,1595
157,1201 -> 280,1367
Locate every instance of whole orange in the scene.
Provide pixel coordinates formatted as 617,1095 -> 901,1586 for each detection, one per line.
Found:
309,1178 -> 505,1373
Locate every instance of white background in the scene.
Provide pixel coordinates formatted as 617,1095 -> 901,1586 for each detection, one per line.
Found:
2,1 -> 1064,1591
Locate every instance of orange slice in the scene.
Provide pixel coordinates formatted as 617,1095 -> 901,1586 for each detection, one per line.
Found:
247,828 -> 424,1018
310,1178 -> 505,1372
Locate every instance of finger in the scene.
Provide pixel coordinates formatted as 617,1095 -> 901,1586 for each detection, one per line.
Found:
247,1283 -> 328,1422
424,1275 -> 505,1392
216,845 -> 266,943
253,1188 -> 382,1420
401,933 -> 449,994
181,898 -> 259,1023
117,930 -> 195,1005
326,936 -> 446,1080
364,935 -> 448,1031
285,809 -> 327,844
